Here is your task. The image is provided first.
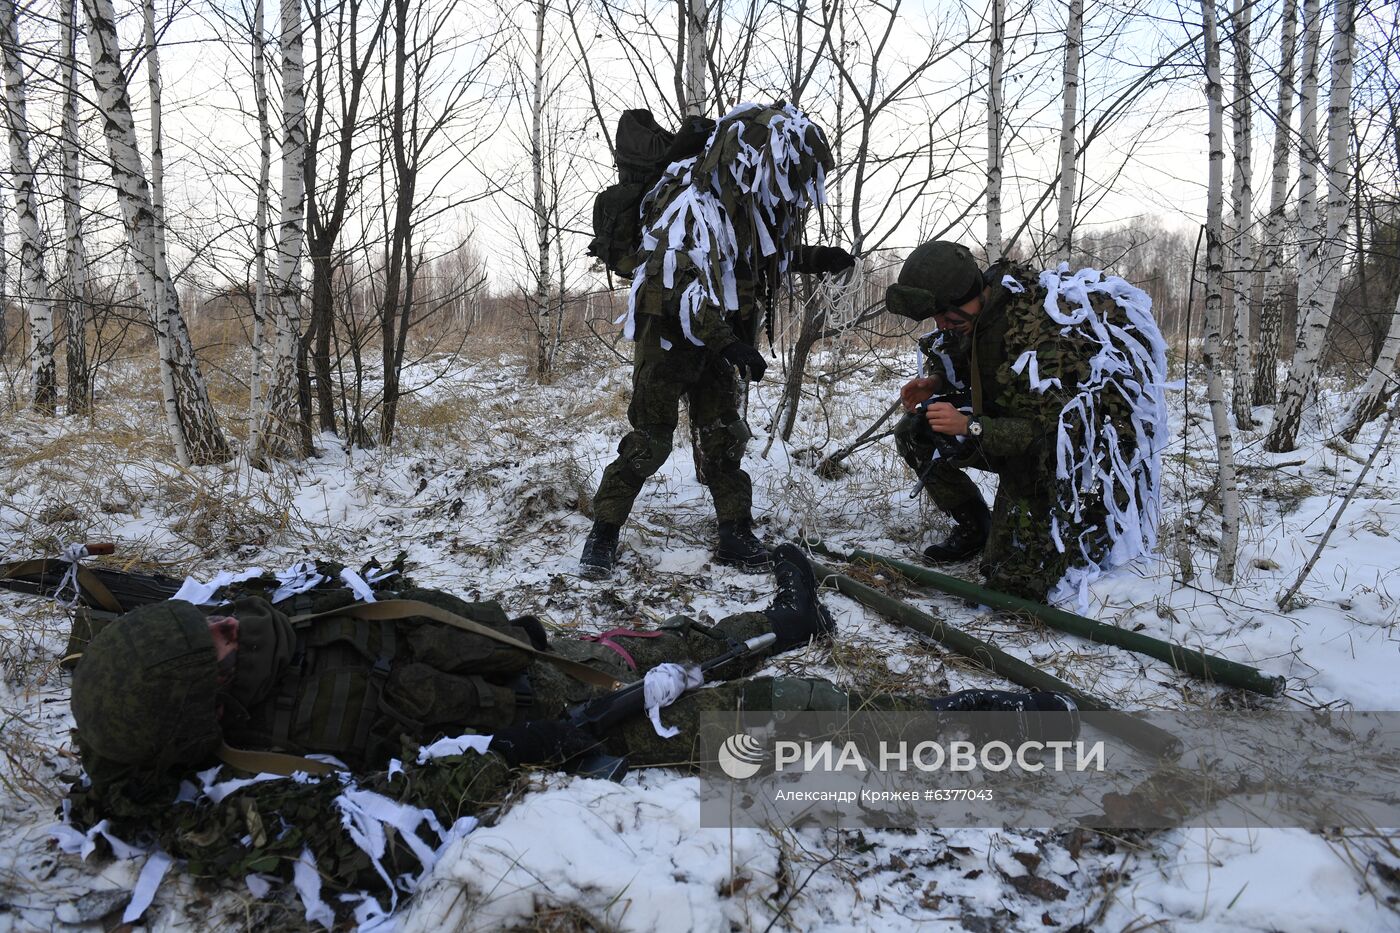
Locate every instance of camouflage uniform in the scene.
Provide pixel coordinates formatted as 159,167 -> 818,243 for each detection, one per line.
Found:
591,101 -> 840,532
895,262 -> 1141,600
65,588 -> 880,899
591,289 -> 756,527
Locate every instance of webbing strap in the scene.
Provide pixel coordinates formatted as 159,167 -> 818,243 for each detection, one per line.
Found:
0,558 -> 125,614
580,628 -> 665,671
969,339 -> 984,416
290,599 -> 622,691
217,741 -> 342,777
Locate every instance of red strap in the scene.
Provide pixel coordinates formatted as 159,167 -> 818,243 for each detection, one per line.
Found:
580,628 -> 666,671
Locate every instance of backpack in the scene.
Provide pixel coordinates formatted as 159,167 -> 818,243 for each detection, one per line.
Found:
587,109 -> 714,279
217,588 -> 557,767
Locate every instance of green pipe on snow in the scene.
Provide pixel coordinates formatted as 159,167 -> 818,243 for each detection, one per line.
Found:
802,552 -> 1181,759
805,541 -> 1285,698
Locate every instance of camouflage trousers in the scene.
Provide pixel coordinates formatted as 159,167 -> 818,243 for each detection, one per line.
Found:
893,412 -> 1069,601
592,316 -> 753,526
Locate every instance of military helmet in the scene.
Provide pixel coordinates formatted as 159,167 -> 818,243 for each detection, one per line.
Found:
71,600 -> 223,787
885,241 -> 985,322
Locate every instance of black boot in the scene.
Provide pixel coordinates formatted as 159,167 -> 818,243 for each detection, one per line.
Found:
715,520 -> 772,571
922,497 -> 991,564
579,521 -> 620,579
762,543 -> 836,652
926,689 -> 1079,743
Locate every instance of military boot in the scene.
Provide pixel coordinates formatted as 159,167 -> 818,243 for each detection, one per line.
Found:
715,520 -> 772,571
579,521 -> 620,579
926,689 -> 1079,744
921,497 -> 991,564
763,543 -> 836,652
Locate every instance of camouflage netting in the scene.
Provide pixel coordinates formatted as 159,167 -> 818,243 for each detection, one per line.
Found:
618,101 -> 833,345
922,264 -> 1170,610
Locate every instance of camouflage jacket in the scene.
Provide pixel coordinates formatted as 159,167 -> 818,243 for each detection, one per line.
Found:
918,262 -> 1143,473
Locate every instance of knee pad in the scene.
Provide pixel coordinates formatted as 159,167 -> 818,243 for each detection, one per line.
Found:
697,418 -> 751,467
617,429 -> 672,479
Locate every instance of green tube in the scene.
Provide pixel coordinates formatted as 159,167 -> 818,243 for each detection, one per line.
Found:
805,556 -> 1182,759
815,542 -> 1285,698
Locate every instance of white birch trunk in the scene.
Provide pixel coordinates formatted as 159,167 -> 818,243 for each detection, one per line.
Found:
1227,0 -> 1254,428
1202,0 -> 1240,583
251,0 -> 307,462
82,0 -> 228,464
1344,287 -> 1400,441
986,0 -> 1004,259
531,0 -> 552,383
1267,0 -> 1353,453
250,0 -> 270,424
1,0 -> 58,415
1054,0 -> 1082,265
0,201 -> 6,357
60,0 -> 89,415
1252,0 -> 1298,407
683,0 -> 708,117
143,0 -> 168,269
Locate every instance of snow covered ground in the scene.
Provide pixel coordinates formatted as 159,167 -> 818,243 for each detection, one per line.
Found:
1,338 -> 1397,931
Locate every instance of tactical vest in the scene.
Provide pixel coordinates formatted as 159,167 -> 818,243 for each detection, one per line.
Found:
218,591 -> 542,769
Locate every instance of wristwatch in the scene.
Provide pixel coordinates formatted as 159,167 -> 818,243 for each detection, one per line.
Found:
966,416 -> 984,438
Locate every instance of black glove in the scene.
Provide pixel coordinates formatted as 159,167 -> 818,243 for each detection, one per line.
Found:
490,719 -> 596,767
720,342 -> 768,382
797,246 -> 856,275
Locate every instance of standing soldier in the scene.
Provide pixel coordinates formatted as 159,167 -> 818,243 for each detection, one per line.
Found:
580,102 -> 855,578
885,242 -> 1169,606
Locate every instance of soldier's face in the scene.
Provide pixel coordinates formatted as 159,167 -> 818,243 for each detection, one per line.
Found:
209,616 -> 240,686
934,292 -> 984,335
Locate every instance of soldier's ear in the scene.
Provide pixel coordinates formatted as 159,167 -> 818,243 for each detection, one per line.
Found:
885,283 -> 938,322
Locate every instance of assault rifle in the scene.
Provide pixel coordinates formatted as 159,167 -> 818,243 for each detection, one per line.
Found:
0,544 -> 182,614
564,631 -> 777,781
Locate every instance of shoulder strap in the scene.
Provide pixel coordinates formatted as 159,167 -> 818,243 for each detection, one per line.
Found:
289,599 -> 622,691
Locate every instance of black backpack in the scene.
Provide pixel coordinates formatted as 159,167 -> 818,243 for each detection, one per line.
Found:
587,109 -> 713,279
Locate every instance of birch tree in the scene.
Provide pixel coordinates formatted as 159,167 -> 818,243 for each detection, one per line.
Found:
1342,97 -> 1400,441
251,0 -> 308,462
82,0 -> 229,464
1201,0 -> 1240,582
530,0 -> 553,383
1344,286 -> 1400,441
1054,0 -> 1082,264
143,0 -> 169,267
1266,0 -> 1355,453
249,0 -> 271,426
986,0 -> 1004,259
681,0 -> 709,116
0,204 -> 5,358
60,0 -> 89,415
1,0 -> 58,415
1227,0 -> 1254,428
1251,0 -> 1298,407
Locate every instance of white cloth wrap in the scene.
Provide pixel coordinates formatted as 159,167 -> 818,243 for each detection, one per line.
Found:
643,663 -> 705,738
51,542 -> 89,607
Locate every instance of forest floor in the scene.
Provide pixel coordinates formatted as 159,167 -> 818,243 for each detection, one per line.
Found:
1,333 -> 1398,932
